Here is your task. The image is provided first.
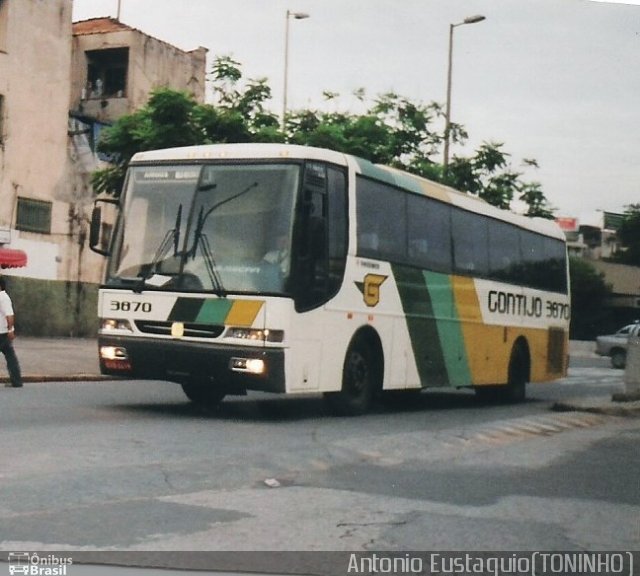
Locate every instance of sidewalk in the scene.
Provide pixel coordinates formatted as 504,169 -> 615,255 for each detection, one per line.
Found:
1,337 -> 639,416
0,337 -> 103,383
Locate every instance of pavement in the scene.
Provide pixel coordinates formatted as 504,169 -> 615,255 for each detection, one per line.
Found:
1,336 -> 639,416
0,337 -> 102,383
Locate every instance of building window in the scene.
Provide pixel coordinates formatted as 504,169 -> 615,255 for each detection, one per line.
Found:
86,48 -> 129,98
16,197 -> 52,234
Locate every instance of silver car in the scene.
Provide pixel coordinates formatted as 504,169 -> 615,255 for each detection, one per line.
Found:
595,322 -> 640,369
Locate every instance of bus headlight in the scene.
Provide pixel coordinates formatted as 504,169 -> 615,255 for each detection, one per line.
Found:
100,346 -> 129,361
101,318 -> 133,333
100,346 -> 132,371
230,357 -> 266,374
224,327 -> 284,342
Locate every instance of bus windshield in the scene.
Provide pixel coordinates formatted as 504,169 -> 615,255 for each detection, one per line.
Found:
107,163 -> 301,294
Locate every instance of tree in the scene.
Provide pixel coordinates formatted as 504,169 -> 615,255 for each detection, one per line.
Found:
92,55 -> 554,219
616,204 -> 640,266
568,257 -> 612,339
92,89 -> 206,196
92,57 -> 283,197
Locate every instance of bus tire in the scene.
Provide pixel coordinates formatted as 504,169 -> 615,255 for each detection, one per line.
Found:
325,336 -> 380,416
504,341 -> 529,403
475,341 -> 529,404
181,376 -> 226,409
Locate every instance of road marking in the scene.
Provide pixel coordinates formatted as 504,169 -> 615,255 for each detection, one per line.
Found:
461,413 -> 608,446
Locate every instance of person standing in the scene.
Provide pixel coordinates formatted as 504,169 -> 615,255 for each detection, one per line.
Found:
0,277 -> 23,388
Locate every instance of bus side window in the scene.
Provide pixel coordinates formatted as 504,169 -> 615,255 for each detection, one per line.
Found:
326,166 -> 347,294
294,163 -> 347,311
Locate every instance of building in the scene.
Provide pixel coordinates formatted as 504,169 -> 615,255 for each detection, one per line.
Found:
71,17 -> 207,124
0,2 -> 208,335
0,0 -> 74,279
67,17 -> 208,285
558,213 -> 640,329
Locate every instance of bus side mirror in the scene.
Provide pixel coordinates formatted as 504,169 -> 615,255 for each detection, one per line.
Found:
89,207 -> 102,251
89,198 -> 119,256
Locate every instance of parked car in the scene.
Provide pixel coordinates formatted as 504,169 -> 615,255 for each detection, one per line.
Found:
595,321 -> 640,369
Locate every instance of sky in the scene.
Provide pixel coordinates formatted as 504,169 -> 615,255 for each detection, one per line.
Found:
71,0 -> 640,224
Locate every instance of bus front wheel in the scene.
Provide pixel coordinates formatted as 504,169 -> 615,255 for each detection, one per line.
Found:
325,337 -> 379,416
181,375 -> 226,409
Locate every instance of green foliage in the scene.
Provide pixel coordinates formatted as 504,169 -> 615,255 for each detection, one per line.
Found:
91,54 -> 554,219
445,143 -> 554,217
615,204 -> 640,266
519,181 -> 555,219
568,257 -> 612,339
92,89 -> 206,196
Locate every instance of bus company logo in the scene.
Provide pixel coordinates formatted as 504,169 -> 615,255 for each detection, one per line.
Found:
355,274 -> 387,307
7,553 -> 73,576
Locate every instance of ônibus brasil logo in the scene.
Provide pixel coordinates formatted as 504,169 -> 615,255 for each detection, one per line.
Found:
7,553 -> 73,576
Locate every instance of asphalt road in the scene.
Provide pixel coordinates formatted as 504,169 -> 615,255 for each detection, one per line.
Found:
1,357 -> 638,576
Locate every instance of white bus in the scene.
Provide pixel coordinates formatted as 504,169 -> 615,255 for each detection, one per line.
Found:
90,143 -> 570,414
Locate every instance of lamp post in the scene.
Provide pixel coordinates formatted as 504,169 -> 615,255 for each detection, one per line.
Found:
443,14 -> 486,173
282,10 -> 310,133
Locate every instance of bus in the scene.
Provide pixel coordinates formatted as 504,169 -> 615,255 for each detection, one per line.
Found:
90,143 -> 570,415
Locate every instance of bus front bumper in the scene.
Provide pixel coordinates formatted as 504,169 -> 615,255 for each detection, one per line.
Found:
98,335 -> 286,394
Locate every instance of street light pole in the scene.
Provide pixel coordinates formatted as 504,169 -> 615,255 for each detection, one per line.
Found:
443,15 -> 486,173
282,10 -> 310,133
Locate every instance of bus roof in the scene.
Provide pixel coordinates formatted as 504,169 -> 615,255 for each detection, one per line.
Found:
130,143 -> 564,241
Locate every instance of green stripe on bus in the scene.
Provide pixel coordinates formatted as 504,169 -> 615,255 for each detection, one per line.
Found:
195,299 -> 234,324
168,297 -> 233,324
168,298 -> 204,322
423,271 -> 471,386
392,265 -> 448,387
354,158 -> 423,194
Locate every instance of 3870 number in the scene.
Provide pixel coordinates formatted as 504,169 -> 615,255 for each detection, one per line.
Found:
109,300 -> 152,313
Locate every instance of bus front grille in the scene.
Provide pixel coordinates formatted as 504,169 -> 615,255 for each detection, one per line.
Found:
134,320 -> 225,339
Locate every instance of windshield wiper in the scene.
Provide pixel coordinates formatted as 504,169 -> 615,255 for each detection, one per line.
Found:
187,181 -> 260,297
133,204 -> 183,293
189,206 -> 226,297
194,181 -> 259,232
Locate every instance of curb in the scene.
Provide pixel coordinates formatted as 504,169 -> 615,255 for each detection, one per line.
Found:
1,374 -> 114,384
551,395 -> 640,417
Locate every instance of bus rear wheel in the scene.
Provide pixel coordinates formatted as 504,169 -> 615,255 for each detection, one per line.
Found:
475,342 -> 529,404
181,375 -> 226,409
504,343 -> 528,403
325,338 -> 379,416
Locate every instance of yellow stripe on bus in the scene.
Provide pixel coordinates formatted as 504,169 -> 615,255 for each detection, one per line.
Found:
451,276 -> 506,385
225,300 -> 264,327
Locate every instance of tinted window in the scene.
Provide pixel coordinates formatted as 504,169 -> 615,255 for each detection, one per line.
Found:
489,220 -> 520,283
519,231 -> 567,293
356,177 -> 406,262
407,194 -> 452,272
327,167 -> 348,292
452,209 -> 488,276
355,175 -> 567,294
545,238 -> 568,293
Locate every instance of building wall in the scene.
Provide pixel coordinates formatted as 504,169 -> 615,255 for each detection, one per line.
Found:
0,0 -> 73,280
0,9 -> 208,335
129,34 -> 207,107
591,260 -> 640,310
71,22 -> 207,124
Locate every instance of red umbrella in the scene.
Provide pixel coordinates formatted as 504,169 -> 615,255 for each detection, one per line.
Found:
0,248 -> 28,269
